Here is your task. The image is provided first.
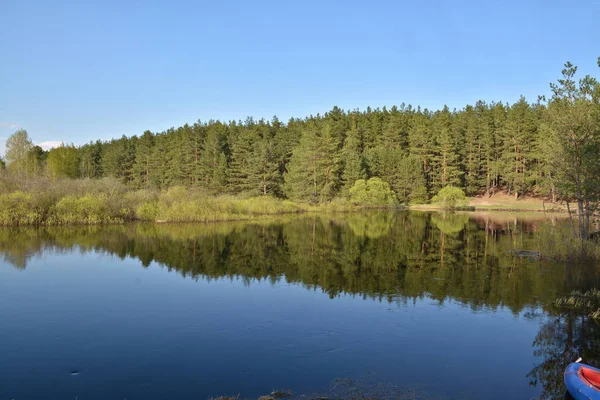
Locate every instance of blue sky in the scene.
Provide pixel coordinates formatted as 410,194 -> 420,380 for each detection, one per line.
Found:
0,0 -> 598,154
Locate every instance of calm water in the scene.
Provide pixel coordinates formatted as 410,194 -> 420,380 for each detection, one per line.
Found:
1,212 -> 599,400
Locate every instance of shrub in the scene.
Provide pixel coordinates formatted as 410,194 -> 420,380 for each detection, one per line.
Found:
534,223 -> 600,262
0,191 -> 44,225
349,178 -> 397,207
431,186 -> 467,209
48,194 -> 130,224
136,201 -> 160,221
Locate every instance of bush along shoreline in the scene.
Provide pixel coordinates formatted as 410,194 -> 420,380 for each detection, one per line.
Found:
0,176 -> 577,227
0,178 -> 408,226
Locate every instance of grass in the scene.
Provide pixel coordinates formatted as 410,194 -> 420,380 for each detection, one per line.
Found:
0,177 -> 367,226
555,289 -> 600,319
411,192 -> 568,213
532,222 -> 600,262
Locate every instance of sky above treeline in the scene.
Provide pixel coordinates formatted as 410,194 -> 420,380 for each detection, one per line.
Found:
1,0 -> 599,154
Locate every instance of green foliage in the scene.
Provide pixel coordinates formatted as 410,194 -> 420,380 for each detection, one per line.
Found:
349,178 -> 397,206
534,223 -> 600,262
430,186 -> 467,209
284,126 -> 334,203
1,58 -> 598,216
555,290 -> 600,319
5,129 -> 34,176
543,61 -> 600,238
46,145 -> 80,180
144,192 -> 308,223
49,195 -> 115,224
0,212 -> 579,313
0,191 -> 45,225
431,213 -> 469,235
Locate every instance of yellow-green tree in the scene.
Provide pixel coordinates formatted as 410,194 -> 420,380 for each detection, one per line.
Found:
46,144 -> 80,180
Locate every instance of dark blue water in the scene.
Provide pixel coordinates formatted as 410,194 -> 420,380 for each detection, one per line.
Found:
0,213 -> 596,399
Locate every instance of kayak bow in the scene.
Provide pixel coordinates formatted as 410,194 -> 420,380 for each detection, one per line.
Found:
565,360 -> 600,400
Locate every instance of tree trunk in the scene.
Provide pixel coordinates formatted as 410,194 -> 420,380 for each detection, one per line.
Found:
486,160 -> 491,197
514,143 -> 518,200
313,155 -> 317,200
566,200 -> 577,239
577,197 -> 586,239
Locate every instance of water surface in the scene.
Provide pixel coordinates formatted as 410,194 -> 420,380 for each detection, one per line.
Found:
0,212 -> 598,399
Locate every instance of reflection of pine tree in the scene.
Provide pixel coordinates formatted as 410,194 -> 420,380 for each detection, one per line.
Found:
0,214 -> 579,316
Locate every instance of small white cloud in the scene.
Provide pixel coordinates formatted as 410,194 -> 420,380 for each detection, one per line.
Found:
37,141 -> 64,151
0,122 -> 19,129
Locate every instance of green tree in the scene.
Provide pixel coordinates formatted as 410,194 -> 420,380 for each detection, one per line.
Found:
197,123 -> 229,192
248,137 -> 280,195
431,186 -> 467,209
501,96 -> 538,199
461,105 -> 481,195
5,129 -> 33,176
430,106 -> 463,191
79,140 -> 103,179
544,61 -> 600,238
101,135 -> 136,183
395,156 -> 428,204
284,124 -> 340,202
46,144 -> 80,179
132,130 -> 155,188
341,124 -> 366,197
349,177 -> 397,206
228,121 -> 259,193
409,109 -> 433,194
26,145 -> 47,176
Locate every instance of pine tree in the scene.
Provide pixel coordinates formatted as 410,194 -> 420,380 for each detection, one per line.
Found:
462,105 -> 481,195
502,97 -> 537,198
79,140 -> 103,178
228,121 -> 259,193
132,130 -> 155,188
284,124 -> 340,203
341,124 -> 366,197
430,106 -> 462,192
101,135 -> 136,183
319,122 -> 342,201
248,137 -> 280,196
198,123 -> 229,193
396,155 -> 428,204
408,108 -> 433,193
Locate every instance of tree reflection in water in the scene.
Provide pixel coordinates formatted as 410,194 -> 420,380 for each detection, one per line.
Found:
1,211 -> 599,398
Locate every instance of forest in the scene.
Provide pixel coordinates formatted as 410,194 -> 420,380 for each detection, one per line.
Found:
1,60 -> 599,233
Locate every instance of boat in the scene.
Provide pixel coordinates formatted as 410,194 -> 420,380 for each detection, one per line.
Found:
565,359 -> 600,400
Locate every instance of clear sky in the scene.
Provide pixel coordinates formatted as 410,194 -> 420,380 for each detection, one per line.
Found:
0,0 -> 598,154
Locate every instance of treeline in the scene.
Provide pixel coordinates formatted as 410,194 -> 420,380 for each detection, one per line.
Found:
2,60 -> 599,209
0,101 -> 550,203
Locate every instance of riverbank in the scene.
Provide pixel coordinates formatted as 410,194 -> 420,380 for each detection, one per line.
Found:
1,174 -> 403,226
0,178 -> 572,227
0,185 -> 364,226
410,192 -> 568,213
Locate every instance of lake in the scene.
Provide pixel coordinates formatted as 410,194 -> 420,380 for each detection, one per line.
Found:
1,211 -> 598,400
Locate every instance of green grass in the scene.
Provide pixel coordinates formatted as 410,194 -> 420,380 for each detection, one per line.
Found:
533,222 -> 600,262
555,289 -> 600,319
0,179 -> 367,226
411,195 -> 568,213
